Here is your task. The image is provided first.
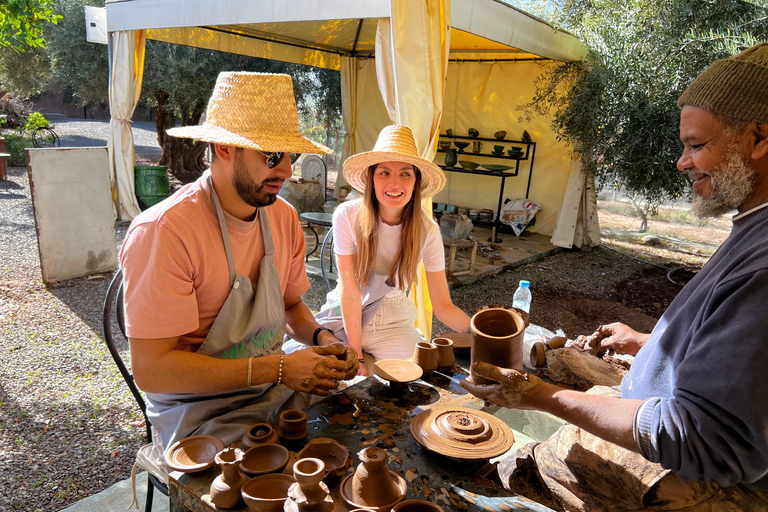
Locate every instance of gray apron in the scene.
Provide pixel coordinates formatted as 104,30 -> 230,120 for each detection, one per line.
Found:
313,272 -> 396,343
147,176 -> 314,451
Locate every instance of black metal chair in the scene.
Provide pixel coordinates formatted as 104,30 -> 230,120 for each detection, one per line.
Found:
102,269 -> 168,511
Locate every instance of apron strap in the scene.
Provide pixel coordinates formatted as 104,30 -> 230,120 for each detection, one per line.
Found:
208,175 -> 237,286
258,203 -> 275,257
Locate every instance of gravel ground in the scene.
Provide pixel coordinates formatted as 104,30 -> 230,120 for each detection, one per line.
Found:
0,119 -> 714,511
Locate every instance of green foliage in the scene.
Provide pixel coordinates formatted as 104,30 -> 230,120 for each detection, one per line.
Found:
519,0 -> 768,210
3,130 -> 32,164
24,111 -> 49,130
0,0 -> 61,52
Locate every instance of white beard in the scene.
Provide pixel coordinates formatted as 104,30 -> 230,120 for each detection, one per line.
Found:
691,143 -> 755,218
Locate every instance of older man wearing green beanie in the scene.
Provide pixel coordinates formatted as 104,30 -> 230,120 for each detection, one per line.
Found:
462,43 -> 768,511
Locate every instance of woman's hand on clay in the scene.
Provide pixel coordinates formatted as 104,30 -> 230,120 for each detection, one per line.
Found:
314,343 -> 359,380
282,347 -> 347,395
461,362 -> 544,410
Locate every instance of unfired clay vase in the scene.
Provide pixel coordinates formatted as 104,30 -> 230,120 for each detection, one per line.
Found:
351,447 -> 403,507
210,447 -> 247,509
241,422 -> 279,450
432,338 -> 455,369
296,437 -> 352,487
241,473 -> 296,512
410,342 -> 438,376
240,443 -> 290,477
279,409 -> 309,446
393,500 -> 446,512
284,458 -> 334,512
470,307 -> 525,385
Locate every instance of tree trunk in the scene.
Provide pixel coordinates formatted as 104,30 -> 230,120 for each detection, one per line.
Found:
154,89 -> 207,184
629,194 -> 649,232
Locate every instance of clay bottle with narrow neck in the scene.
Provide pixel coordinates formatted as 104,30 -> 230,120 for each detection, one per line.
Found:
210,447 -> 247,509
351,447 -> 401,506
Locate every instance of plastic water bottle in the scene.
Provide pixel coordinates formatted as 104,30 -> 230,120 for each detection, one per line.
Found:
512,280 -> 532,313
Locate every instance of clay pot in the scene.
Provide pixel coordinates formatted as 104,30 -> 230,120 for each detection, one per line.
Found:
279,409 -> 309,446
240,443 -> 290,477
296,437 -> 352,487
410,342 -> 438,376
351,447 -> 403,507
241,473 -> 296,512
470,307 -> 525,385
241,422 -> 279,450
285,458 -> 334,512
432,338 -> 455,369
393,500 -> 446,512
210,447 -> 247,509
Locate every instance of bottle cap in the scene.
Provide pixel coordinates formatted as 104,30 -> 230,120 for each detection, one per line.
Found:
519,280 -> 530,288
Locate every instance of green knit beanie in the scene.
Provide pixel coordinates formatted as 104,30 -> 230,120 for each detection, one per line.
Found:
678,42 -> 768,124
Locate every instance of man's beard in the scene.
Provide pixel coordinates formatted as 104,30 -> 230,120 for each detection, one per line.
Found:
231,154 -> 282,208
691,143 -> 755,218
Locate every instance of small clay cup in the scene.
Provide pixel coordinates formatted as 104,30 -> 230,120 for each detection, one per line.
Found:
432,338 -> 455,369
279,409 -> 308,446
529,335 -> 567,367
470,307 -> 525,385
241,443 -> 290,477
410,342 -> 438,376
241,422 -> 279,450
393,500 -> 446,512
241,473 -> 296,512
438,141 -> 451,151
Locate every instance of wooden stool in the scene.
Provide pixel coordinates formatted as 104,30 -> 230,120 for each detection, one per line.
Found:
442,238 -> 478,277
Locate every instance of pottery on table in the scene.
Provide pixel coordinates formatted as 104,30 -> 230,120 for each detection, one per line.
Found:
470,307 -> 526,385
241,473 -> 296,512
458,160 -> 479,170
240,443 -> 290,477
443,147 -> 458,168
373,359 -> 423,385
529,335 -> 568,367
409,406 -> 515,461
343,447 -> 406,511
468,128 -> 479,138
493,131 -> 507,140
472,140 -> 483,153
279,409 -> 309,446
438,141 -> 451,152
241,422 -> 279,450
432,338 -> 455,369
285,458 -> 334,512
165,434 -> 225,475
453,141 -> 470,152
296,437 -> 353,487
210,447 -> 247,509
393,500 -> 446,512
410,342 -> 438,376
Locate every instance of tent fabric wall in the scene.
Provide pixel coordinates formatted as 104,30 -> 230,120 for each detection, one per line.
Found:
108,30 -> 146,220
433,60 -> 575,237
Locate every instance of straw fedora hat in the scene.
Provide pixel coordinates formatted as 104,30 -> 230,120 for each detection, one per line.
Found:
343,125 -> 447,199
167,72 -> 332,155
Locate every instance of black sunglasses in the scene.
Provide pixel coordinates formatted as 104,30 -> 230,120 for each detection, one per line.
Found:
260,151 -> 301,169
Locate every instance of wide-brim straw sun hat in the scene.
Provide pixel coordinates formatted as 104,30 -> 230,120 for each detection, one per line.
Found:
343,125 -> 447,199
167,72 -> 332,155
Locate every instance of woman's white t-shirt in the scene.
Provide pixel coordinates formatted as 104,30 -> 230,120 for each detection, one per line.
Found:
332,200 -> 445,295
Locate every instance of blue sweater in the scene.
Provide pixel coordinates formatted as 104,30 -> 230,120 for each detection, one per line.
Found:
622,204 -> 768,490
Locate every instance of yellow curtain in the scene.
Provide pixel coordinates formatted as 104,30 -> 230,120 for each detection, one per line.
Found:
375,0 -> 451,340
108,30 -> 146,220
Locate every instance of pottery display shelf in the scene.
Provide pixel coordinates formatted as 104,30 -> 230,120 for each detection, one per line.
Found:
167,347 -> 557,512
435,133 -> 537,243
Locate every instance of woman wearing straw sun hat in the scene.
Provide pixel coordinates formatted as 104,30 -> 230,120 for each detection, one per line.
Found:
301,125 -> 471,376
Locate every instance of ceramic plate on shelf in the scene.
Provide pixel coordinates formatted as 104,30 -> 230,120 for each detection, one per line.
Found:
480,164 -> 513,172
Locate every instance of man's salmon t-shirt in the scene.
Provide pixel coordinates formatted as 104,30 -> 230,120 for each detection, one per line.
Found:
119,172 -> 310,352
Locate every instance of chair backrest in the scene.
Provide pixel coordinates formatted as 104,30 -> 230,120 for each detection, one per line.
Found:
301,154 -> 327,196
102,268 -> 154,443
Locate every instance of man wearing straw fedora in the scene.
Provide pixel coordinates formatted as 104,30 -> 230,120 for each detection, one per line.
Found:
463,43 -> 768,510
119,72 -> 358,451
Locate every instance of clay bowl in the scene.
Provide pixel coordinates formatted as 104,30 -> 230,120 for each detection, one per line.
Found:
339,471 -> 407,512
373,359 -> 423,385
241,473 -> 296,512
493,130 -> 507,140
164,435 -> 224,475
241,443 -> 290,477
393,500 -> 446,512
241,422 -> 279,450
453,141 -> 470,152
296,437 -> 353,486
458,160 -> 479,171
438,141 -> 451,151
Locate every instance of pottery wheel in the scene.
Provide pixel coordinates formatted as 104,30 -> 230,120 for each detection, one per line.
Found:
409,407 -> 514,460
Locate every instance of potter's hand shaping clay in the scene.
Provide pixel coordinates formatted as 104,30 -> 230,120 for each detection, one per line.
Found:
573,323 -> 646,357
461,362 -> 543,409
315,343 -> 360,380
282,347 -> 347,395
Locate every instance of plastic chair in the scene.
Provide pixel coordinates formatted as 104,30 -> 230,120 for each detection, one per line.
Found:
102,269 -> 168,511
